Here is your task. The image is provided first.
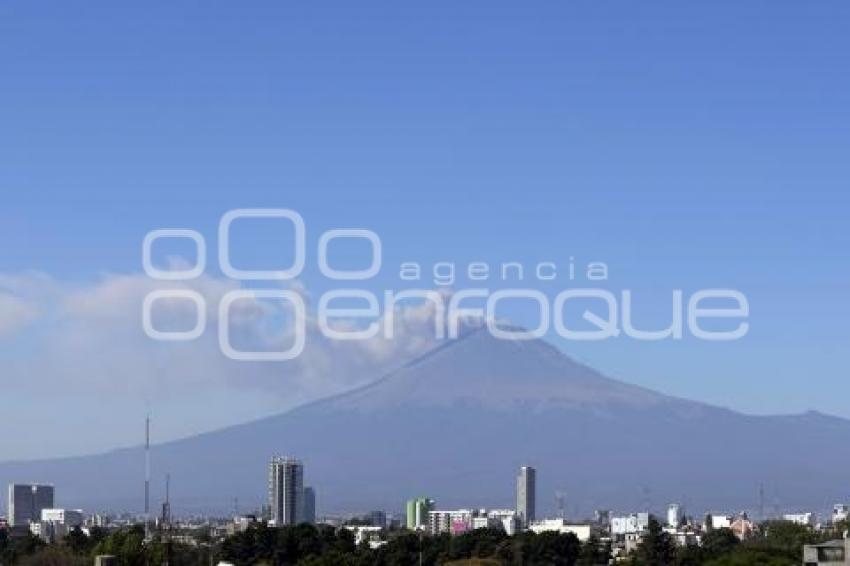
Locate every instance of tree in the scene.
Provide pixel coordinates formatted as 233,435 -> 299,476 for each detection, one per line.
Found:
17,545 -> 89,566
702,547 -> 796,566
675,543 -> 706,566
511,531 -> 581,566
577,534 -> 609,565
63,526 -> 91,555
0,528 -> 9,559
630,516 -> 676,566
447,528 -> 506,561
701,528 -> 739,559
91,526 -> 147,566
751,520 -> 821,561
1,532 -> 46,564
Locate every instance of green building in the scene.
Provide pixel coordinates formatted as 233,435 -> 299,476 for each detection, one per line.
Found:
405,497 -> 434,530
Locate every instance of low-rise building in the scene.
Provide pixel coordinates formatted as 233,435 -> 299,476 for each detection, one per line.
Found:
32,508 -> 84,542
471,516 -> 503,530
227,515 -> 258,535
529,519 -> 593,542
802,538 -> 849,565
365,510 -> 387,528
343,525 -> 384,547
40,509 -> 83,528
707,514 -> 732,530
427,509 -> 520,536
783,512 -> 816,526
662,526 -> 700,547
624,532 -> 643,554
729,514 -> 755,540
486,509 -> 520,536
611,513 -> 649,536
429,509 -> 477,535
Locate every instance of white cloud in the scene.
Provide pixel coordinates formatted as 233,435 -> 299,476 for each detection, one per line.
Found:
0,292 -> 40,337
0,271 -> 450,407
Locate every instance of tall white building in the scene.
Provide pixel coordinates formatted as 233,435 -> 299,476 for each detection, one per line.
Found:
667,503 -> 682,528
516,466 -> 536,527
8,484 -> 54,527
268,457 -> 304,525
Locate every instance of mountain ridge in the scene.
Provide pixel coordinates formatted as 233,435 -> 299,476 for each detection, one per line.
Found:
1,330 -> 848,517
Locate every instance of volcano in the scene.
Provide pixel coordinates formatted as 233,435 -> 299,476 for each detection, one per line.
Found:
1,327 -> 847,518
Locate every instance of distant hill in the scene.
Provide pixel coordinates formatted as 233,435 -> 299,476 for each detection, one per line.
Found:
1,327 -> 847,518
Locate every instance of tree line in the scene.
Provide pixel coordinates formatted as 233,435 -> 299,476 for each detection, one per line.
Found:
1,515 -> 845,565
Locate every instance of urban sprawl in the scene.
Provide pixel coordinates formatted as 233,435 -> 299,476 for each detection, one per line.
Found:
1,457 -> 849,565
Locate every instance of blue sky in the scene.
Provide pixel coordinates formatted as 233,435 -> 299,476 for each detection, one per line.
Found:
1,1 -> 849,458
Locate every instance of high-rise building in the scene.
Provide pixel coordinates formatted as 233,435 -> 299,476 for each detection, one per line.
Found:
304,487 -> 316,524
405,497 -> 434,530
516,466 -> 536,527
268,457 -> 304,525
8,484 -> 55,527
667,503 -> 682,528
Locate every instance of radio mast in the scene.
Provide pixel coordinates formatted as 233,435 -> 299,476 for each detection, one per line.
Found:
145,415 -> 151,539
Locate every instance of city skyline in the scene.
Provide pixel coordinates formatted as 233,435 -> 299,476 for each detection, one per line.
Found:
1,1 -> 848,564
3,458 -> 846,539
